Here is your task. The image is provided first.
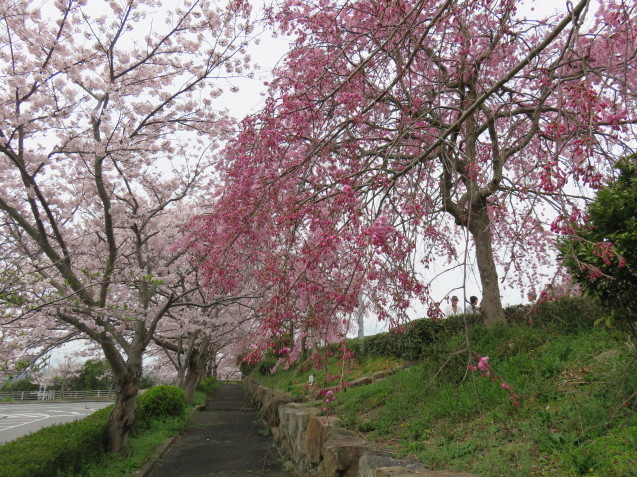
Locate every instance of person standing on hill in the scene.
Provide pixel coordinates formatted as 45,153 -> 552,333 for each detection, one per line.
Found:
469,296 -> 481,315
445,296 -> 461,317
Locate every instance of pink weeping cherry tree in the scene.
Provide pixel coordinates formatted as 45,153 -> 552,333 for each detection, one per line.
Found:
195,0 -> 637,330
186,161 -> 400,368
0,0 -> 256,452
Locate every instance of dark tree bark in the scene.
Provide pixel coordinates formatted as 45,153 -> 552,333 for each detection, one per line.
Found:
466,205 -> 505,327
107,365 -> 141,453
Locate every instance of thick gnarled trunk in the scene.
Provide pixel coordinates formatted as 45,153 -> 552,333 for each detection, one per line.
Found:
107,365 -> 141,453
466,206 -> 505,327
183,348 -> 207,402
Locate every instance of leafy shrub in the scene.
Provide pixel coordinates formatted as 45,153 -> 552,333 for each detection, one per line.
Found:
236,351 -> 253,375
135,385 -> 186,431
255,353 -> 279,375
559,156 -> 637,329
237,351 -> 278,376
197,376 -> 218,392
0,405 -> 112,477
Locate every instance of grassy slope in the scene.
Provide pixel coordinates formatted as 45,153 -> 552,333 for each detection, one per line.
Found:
250,309 -> 637,476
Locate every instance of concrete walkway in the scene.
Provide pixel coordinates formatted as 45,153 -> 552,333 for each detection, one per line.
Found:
148,383 -> 293,477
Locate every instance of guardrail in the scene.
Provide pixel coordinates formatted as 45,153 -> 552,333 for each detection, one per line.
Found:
0,389 -> 116,401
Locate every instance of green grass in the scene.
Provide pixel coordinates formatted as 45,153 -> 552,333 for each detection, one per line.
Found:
77,391 -> 205,477
255,353 -> 404,397
250,316 -> 637,476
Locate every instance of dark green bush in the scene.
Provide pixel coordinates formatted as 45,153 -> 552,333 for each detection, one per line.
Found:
1,377 -> 38,391
255,353 -> 279,375
0,405 -> 112,477
352,313 -> 481,361
135,385 -> 186,431
197,375 -> 218,392
506,296 -> 604,332
559,155 -> 637,328
337,297 -> 601,364
237,351 -> 278,376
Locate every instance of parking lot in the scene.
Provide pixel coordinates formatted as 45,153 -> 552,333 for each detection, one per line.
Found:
0,401 -> 112,444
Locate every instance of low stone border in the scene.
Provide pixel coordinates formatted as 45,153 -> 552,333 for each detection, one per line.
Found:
244,376 -> 476,477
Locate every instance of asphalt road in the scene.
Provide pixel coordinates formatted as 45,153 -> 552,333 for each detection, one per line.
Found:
0,401 -> 112,445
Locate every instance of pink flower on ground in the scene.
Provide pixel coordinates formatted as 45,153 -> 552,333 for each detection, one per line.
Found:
478,356 -> 490,371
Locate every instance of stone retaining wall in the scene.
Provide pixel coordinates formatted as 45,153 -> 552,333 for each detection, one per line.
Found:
243,376 -> 476,477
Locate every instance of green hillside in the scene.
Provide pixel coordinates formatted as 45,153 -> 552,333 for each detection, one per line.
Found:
249,298 -> 637,476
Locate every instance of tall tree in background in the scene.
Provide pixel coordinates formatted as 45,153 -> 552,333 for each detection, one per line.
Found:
0,0 -> 254,451
198,0 -> 637,329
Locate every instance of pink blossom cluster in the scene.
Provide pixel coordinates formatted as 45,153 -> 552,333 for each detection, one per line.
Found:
468,356 -> 520,406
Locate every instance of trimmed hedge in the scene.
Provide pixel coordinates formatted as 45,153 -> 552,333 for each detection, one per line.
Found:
241,298 -> 605,374
134,385 -> 186,432
344,312 -> 483,361
342,297 -> 603,362
0,405 -> 112,477
506,296 -> 604,331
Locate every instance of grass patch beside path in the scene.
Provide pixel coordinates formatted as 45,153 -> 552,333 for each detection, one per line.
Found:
78,390 -> 206,477
250,319 -> 637,476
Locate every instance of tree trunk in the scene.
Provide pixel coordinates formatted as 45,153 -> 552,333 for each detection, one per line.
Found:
466,206 -> 506,327
183,351 -> 203,402
176,366 -> 186,389
211,360 -> 218,380
107,369 -> 140,453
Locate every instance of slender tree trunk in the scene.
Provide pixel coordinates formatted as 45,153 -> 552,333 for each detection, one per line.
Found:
466,206 -> 505,327
107,367 -> 140,453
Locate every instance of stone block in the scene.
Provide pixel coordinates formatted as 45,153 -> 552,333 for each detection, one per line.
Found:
348,376 -> 372,388
304,415 -> 341,464
279,402 -> 320,471
372,370 -> 390,381
242,377 -> 259,403
372,467 -> 423,476
321,433 -> 368,476
270,426 -> 281,445
358,452 -> 426,477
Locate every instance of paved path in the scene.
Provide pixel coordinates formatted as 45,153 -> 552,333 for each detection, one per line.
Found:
148,383 -> 293,477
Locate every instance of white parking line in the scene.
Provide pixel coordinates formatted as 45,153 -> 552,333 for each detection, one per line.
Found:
0,401 -> 113,444
0,413 -> 50,431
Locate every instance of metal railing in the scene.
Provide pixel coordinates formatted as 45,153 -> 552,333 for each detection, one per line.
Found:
0,389 -> 115,401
